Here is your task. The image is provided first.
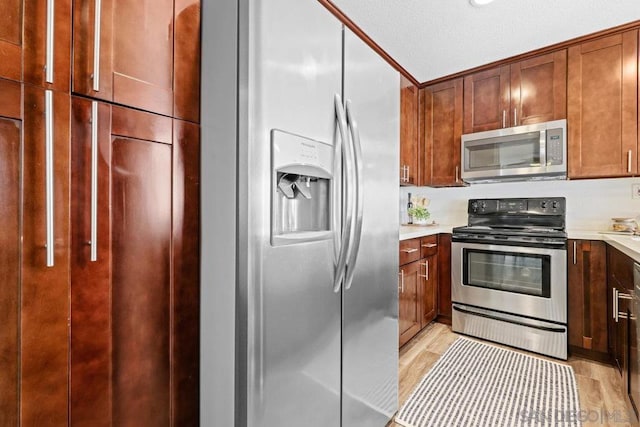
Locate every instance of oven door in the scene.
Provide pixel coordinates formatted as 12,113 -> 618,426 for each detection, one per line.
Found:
451,241 -> 567,323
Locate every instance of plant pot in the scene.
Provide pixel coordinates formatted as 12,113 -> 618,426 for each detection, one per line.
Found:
413,218 -> 430,225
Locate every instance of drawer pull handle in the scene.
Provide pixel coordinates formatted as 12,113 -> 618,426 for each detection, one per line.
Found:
421,243 -> 437,248
401,248 -> 418,254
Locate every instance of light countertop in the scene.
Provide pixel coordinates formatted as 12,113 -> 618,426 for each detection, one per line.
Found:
399,226 -> 640,264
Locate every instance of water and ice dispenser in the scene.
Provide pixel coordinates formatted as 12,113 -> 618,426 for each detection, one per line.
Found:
271,130 -> 334,246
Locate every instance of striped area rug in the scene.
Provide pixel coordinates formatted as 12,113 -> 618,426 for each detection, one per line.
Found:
395,338 -> 581,427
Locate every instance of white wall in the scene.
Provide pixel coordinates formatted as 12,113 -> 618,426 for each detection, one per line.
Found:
400,178 -> 640,231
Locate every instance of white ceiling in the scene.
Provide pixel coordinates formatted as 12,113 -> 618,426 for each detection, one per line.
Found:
331,0 -> 640,83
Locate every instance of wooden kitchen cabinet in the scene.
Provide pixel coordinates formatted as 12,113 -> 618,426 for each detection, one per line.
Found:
568,30 -> 638,179
399,260 -> 421,347
607,245 -> 639,421
437,233 -> 452,324
463,66 -> 510,133
70,98 -> 200,426
399,235 -> 443,346
72,0 -> 201,122
567,240 -> 608,359
420,78 -> 463,186
0,80 -> 71,425
463,51 -> 566,133
400,76 -> 418,185
0,0 -> 72,92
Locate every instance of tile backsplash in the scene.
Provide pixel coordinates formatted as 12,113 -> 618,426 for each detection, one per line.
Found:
400,177 -> 640,231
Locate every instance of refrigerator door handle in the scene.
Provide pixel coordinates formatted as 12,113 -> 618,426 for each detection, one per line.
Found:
344,100 -> 364,290
333,94 -> 353,293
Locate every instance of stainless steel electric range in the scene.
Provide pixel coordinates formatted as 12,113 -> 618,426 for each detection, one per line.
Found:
451,197 -> 568,360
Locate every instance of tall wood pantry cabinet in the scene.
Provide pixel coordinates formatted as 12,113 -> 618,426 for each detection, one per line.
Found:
0,0 -> 201,424
0,79 -> 71,426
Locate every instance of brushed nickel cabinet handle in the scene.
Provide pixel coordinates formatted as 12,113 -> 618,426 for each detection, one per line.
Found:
418,262 -> 427,278
514,108 -> 517,125
455,165 -> 459,183
401,248 -> 418,254
92,0 -> 102,91
421,243 -> 437,248
45,90 -> 55,267
613,288 -> 617,321
400,270 -> 405,293
502,110 -> 506,128
572,241 -> 577,265
628,150 -> 632,173
45,0 -> 55,83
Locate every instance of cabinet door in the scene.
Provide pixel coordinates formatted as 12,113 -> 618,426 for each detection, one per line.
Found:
568,30 -> 638,178
437,233 -> 452,324
173,0 -> 201,122
171,119 -> 200,426
567,240 -> 607,354
70,97 -> 112,427
74,0 -> 201,121
22,85 -> 71,425
510,50 -> 567,126
420,256 -> 438,328
74,0 -> 175,117
463,65 -> 510,133
0,0 -> 71,90
421,79 -> 463,186
0,0 -> 23,81
400,76 -> 418,185
112,128 -> 172,426
0,79 -> 22,426
399,261 -> 421,347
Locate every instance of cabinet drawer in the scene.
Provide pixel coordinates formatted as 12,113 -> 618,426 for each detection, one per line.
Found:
399,239 -> 421,266
420,235 -> 438,258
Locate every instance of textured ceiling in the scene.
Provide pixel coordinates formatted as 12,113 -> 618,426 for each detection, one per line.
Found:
331,0 -> 640,83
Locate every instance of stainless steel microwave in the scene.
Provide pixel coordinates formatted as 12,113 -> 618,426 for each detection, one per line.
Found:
461,119 -> 567,183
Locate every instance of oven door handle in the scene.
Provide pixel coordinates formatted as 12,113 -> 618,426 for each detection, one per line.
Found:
453,305 -> 566,333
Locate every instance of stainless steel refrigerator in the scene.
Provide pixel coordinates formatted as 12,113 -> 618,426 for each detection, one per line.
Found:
202,1 -> 399,425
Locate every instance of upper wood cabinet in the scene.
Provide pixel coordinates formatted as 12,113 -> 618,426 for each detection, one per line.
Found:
463,51 -> 567,133
567,30 -> 638,179
463,66 -> 510,133
400,76 -> 418,185
420,78 -> 463,187
511,51 -> 567,126
72,0 -> 201,122
0,0 -> 72,92
0,80 -> 71,425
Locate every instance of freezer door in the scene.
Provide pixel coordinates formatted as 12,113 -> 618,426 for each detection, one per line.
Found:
239,0 -> 343,426
341,28 -> 400,427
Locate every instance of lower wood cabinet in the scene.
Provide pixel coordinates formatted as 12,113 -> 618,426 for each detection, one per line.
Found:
70,97 -> 199,426
607,245 -> 639,422
567,240 -> 608,357
437,233 -> 452,324
399,235 -> 442,347
399,260 -> 421,347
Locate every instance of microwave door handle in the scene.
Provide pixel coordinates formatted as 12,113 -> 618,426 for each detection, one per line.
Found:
540,129 -> 547,166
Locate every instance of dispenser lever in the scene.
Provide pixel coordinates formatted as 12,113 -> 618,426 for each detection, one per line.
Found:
278,181 -> 296,199
295,178 -> 312,199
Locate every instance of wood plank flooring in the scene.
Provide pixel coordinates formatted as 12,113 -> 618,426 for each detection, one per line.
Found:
388,323 -> 634,427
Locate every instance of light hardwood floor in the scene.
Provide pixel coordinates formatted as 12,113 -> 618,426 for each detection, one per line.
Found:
388,323 -> 634,427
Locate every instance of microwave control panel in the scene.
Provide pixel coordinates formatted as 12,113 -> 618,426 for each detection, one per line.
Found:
546,128 -> 564,165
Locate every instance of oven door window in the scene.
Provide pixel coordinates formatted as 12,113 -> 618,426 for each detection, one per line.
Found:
462,248 -> 551,298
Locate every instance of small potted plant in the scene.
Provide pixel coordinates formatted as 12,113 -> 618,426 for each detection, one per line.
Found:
408,196 -> 431,225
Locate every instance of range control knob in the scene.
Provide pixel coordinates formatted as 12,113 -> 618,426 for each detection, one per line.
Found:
480,201 -> 486,210
540,201 -> 547,209
552,201 -> 559,209
470,201 -> 478,212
